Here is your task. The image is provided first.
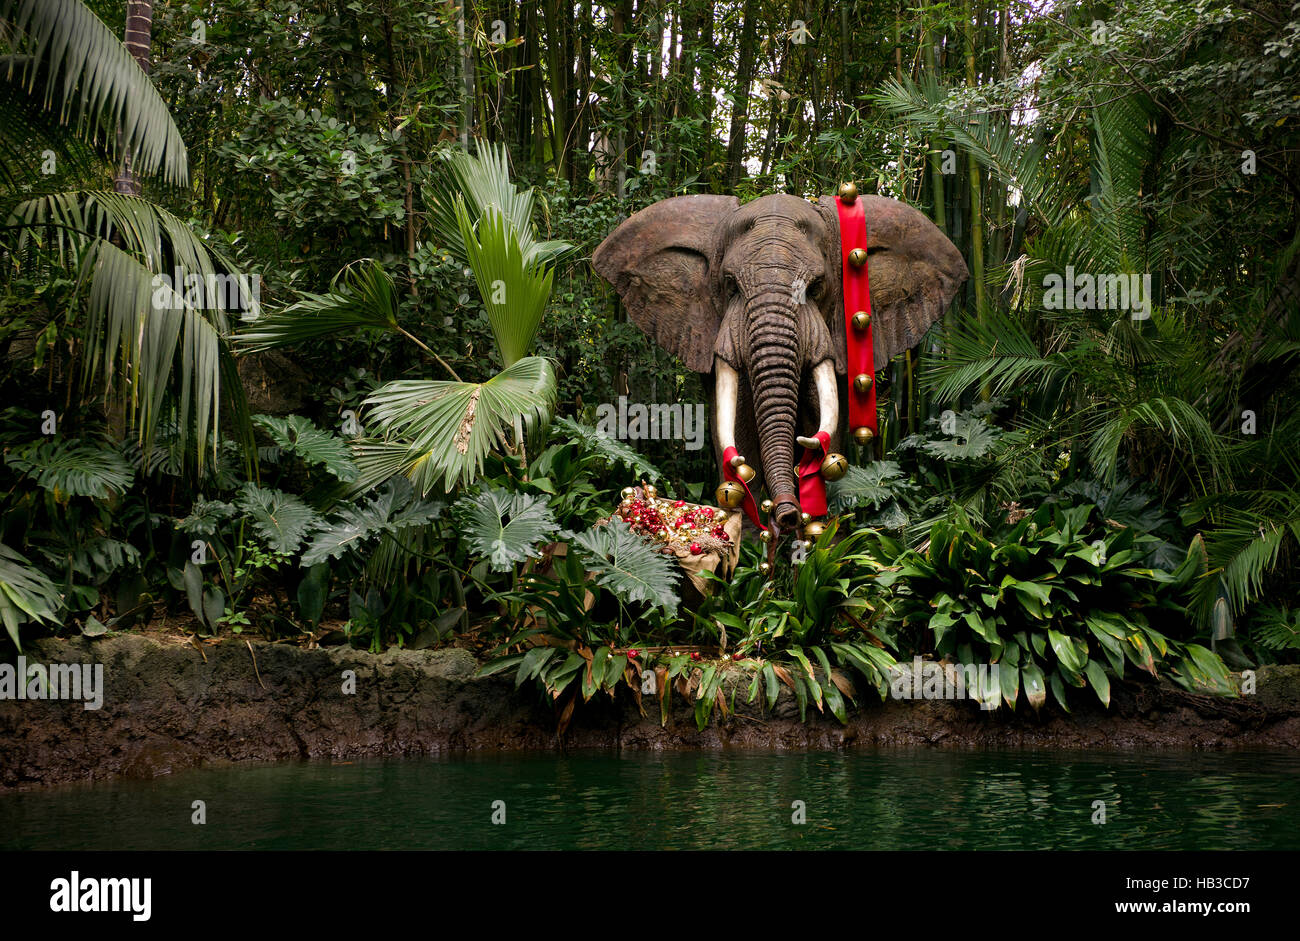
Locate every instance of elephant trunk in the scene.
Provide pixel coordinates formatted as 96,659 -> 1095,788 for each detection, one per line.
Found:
747,300 -> 803,532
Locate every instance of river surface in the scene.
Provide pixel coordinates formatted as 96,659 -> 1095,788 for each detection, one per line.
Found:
2,750 -> 1297,850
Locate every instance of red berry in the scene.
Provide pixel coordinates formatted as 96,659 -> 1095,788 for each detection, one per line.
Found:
673,500 -> 685,508
732,652 -> 744,660
689,542 -> 702,554
627,649 -> 638,659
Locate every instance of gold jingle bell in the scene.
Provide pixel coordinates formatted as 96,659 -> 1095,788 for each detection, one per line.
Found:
852,426 -> 875,446
800,512 -> 812,525
716,481 -> 745,508
854,373 -> 874,394
734,462 -> 756,483
852,310 -> 871,331
804,520 -> 827,538
760,498 -> 774,514
620,486 -> 636,500
837,181 -> 858,205
759,529 -> 772,543
848,247 -> 868,268
643,484 -> 657,499
728,454 -> 747,469
820,452 -> 848,481
759,562 -> 771,575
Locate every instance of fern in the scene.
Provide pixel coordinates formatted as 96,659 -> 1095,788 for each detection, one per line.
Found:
571,518 -> 680,614
452,486 -> 560,572
254,414 -> 358,481
4,438 -> 134,500
234,483 -> 322,554
302,477 -> 443,566
0,542 -> 62,648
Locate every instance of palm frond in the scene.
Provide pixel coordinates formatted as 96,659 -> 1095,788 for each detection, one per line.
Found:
457,200 -> 553,367
423,141 -> 570,269
1085,395 -> 1228,485
0,0 -> 188,185
236,259 -> 396,353
362,355 -> 557,495
923,309 -> 1071,403
4,436 -> 134,499
874,75 -> 1070,227
77,239 -> 237,470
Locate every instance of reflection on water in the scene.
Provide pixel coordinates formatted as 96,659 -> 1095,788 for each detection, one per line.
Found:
1,750 -> 1296,850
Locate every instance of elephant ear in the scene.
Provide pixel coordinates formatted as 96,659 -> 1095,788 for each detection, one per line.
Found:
818,195 -> 968,373
592,194 -> 739,373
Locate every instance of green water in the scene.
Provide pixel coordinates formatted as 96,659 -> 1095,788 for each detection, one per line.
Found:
2,750 -> 1297,850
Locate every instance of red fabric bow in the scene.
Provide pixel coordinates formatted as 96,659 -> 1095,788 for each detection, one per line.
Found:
797,431 -> 830,517
722,445 -> 766,531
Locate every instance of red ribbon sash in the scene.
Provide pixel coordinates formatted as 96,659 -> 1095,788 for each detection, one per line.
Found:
722,445 -> 766,531
835,198 -> 878,433
797,431 -> 829,517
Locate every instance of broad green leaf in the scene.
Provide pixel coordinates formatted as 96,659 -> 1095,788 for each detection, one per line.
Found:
453,487 -> 559,572
1020,663 -> 1047,710
1084,660 -> 1111,707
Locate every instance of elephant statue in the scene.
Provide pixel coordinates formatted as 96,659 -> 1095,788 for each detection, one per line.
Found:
592,190 -> 967,533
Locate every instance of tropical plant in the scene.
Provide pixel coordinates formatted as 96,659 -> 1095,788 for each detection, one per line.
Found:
870,504 -> 1232,712
1,0 -> 257,471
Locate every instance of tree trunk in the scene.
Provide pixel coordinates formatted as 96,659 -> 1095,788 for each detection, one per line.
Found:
725,0 -> 759,187
114,0 -> 153,196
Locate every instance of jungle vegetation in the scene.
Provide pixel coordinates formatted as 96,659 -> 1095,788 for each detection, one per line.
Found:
1,0 -> 1297,724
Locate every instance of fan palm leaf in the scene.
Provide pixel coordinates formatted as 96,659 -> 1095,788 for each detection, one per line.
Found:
424,141 -> 570,269
362,355 -> 557,495
235,258 -> 396,353
457,200 -> 553,367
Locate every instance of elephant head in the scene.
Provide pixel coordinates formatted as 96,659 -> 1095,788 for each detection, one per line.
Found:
592,192 -> 967,531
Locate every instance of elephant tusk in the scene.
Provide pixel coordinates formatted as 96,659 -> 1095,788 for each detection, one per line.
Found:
714,356 -> 740,452
796,360 -> 839,451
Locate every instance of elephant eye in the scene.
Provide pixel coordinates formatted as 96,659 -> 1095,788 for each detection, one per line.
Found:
724,273 -> 739,298
807,277 -> 824,299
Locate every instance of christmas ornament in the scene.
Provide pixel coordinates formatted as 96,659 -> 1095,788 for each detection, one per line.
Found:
820,452 -> 848,481
716,481 -> 745,508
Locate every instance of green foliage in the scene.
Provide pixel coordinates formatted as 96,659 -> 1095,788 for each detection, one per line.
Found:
5,438 -> 134,500
360,356 -> 558,494
254,414 -> 358,482
872,505 -> 1233,710
302,478 -> 442,567
0,542 -> 62,648
452,486 -> 559,573
571,519 -> 680,615
233,484 -> 322,555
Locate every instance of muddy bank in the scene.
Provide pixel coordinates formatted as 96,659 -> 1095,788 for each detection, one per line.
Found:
2,634 -> 1298,789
